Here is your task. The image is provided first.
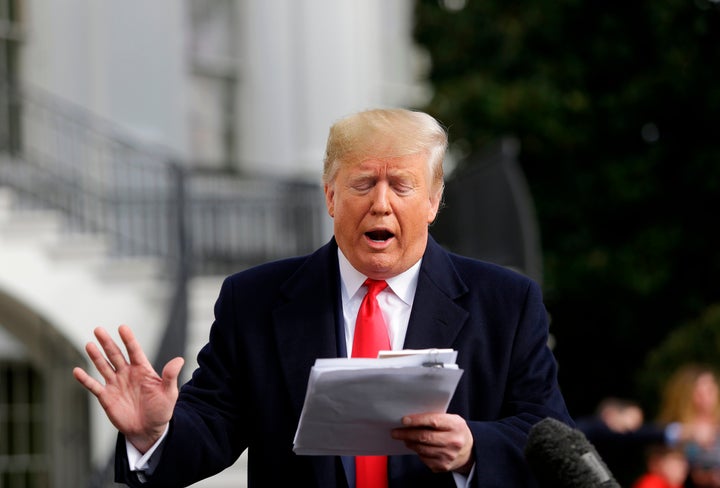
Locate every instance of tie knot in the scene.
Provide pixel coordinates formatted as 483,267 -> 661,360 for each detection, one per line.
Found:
363,279 -> 387,298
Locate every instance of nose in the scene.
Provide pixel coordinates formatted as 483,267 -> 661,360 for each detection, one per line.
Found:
370,182 -> 391,215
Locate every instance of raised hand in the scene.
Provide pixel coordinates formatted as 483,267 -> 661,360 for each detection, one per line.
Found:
72,325 -> 184,453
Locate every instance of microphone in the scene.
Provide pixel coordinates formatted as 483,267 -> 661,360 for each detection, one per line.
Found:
525,417 -> 620,488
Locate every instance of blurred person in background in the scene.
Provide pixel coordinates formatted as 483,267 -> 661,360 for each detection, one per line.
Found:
594,397 -> 645,433
658,364 -> 720,488
576,397 -> 668,486
632,444 -> 689,488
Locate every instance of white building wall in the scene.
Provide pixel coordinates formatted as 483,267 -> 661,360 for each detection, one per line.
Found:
21,0 -> 189,155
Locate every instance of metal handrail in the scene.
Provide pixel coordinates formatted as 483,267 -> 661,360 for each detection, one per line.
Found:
0,80 -> 329,274
0,80 -> 329,488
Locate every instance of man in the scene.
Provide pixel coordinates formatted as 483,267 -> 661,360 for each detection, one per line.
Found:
73,108 -> 572,487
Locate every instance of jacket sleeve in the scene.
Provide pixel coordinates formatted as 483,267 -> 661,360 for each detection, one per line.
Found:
465,280 -> 573,487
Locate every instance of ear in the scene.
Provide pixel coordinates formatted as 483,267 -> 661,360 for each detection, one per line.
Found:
427,188 -> 442,224
324,183 -> 335,217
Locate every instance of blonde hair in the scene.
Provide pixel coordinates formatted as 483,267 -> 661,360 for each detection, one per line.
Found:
657,364 -> 720,424
322,108 -> 447,194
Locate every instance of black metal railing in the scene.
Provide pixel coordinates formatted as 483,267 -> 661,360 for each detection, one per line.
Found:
0,80 -> 329,488
0,80 -> 329,274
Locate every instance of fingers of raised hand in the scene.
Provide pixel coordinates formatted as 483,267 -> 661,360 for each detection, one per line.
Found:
93,326 -> 129,372
118,324 -> 152,368
72,366 -> 104,397
161,357 -> 185,388
84,340 -> 120,382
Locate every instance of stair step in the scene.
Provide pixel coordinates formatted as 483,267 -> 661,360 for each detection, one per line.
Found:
43,233 -> 110,264
96,257 -> 164,283
0,208 -> 63,242
0,187 -> 14,215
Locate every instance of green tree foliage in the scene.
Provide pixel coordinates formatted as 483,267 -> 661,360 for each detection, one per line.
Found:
413,0 -> 720,415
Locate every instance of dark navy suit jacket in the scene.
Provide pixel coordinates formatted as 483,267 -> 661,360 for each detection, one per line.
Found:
115,236 -> 572,487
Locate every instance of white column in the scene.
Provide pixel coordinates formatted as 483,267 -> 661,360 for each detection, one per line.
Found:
20,0 -> 189,155
235,0 -> 419,181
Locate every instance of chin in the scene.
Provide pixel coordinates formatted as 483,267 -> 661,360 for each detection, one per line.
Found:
358,259 -> 396,279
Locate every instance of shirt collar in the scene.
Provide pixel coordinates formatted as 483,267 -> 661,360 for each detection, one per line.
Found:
337,248 -> 422,307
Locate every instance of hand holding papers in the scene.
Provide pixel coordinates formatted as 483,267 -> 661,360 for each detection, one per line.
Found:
292,349 -> 463,456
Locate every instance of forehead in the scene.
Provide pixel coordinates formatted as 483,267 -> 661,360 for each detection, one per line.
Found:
344,153 -> 429,175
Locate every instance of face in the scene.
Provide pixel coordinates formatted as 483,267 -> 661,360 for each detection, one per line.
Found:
603,405 -> 643,433
692,373 -> 719,414
324,152 -> 442,280
654,452 -> 689,486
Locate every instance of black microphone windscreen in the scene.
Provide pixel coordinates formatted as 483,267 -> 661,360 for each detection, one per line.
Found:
525,417 -> 621,488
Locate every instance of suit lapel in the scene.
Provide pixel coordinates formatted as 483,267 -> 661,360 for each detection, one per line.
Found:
271,241 -> 348,486
272,241 -> 342,417
403,237 -> 469,350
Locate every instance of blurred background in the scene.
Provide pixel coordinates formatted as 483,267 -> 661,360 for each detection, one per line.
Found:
1,0 -> 719,487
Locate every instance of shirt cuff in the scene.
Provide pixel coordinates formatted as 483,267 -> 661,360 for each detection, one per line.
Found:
126,424 -> 170,479
452,463 -> 476,488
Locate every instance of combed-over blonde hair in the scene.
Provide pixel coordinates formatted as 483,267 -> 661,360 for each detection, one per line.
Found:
322,108 -> 447,195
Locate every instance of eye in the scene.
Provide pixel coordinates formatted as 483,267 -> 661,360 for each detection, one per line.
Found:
392,180 -> 415,195
348,177 -> 375,193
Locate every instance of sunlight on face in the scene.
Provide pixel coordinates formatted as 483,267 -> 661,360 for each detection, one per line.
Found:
324,152 -> 441,279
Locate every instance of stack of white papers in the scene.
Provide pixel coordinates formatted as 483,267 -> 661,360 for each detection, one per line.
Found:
292,349 -> 464,456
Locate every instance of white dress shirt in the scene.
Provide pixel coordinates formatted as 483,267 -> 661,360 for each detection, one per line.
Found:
337,249 -> 420,356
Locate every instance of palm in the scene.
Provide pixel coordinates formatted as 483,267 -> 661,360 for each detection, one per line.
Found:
73,325 -> 184,452
99,361 -> 174,434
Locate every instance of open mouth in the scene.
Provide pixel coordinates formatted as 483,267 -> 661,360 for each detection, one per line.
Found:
365,230 -> 394,242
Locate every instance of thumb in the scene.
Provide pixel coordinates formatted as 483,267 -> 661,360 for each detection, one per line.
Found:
161,357 -> 185,390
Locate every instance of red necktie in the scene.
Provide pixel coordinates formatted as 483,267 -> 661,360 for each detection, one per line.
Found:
352,279 -> 390,488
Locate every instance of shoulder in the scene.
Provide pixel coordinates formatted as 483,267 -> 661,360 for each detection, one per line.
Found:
436,242 -> 540,296
426,235 -> 535,283
421,240 -> 544,321
220,239 -> 337,295
225,254 -> 308,286
449,251 -> 534,285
